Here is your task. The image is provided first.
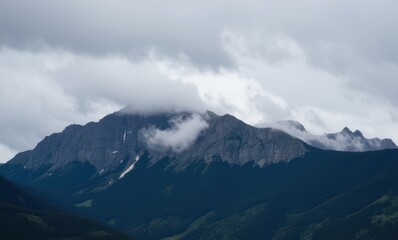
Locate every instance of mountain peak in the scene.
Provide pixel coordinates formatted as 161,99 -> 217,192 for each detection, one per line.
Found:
204,110 -> 219,118
341,127 -> 352,133
340,127 -> 364,137
254,120 -> 307,133
353,130 -> 364,137
217,113 -> 244,125
257,122 -> 397,152
276,120 -> 307,132
5,110 -> 307,175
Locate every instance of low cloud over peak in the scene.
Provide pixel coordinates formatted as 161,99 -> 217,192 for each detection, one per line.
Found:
141,113 -> 209,152
1,0 -> 398,162
256,121 -> 397,152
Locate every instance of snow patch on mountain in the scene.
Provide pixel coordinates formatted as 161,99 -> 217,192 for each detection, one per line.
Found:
119,155 -> 140,179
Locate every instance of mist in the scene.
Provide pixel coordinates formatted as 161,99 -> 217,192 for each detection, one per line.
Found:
141,113 -> 209,152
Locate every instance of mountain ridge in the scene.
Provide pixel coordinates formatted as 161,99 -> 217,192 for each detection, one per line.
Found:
1,110 -> 398,239
256,120 -> 397,152
7,110 -> 307,175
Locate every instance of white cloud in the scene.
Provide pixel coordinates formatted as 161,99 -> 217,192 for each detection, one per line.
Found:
1,0 -> 398,70
141,113 -> 208,152
256,121 -> 395,152
0,143 -> 17,163
1,0 -> 398,162
157,53 -> 290,124
0,48 -> 205,160
53,52 -> 206,114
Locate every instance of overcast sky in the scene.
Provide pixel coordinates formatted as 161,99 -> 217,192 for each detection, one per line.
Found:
1,0 -> 398,163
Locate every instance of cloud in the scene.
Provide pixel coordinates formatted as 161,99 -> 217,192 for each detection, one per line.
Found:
0,143 -> 17,163
1,0 -> 398,162
1,0 -> 398,70
261,122 -> 350,151
52,52 -> 206,114
0,0 -> 234,68
0,48 -> 206,161
141,113 -> 208,152
256,121 -> 395,152
157,52 -> 291,124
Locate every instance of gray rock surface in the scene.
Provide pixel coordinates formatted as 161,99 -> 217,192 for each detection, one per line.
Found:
8,110 -> 307,172
156,113 -> 307,169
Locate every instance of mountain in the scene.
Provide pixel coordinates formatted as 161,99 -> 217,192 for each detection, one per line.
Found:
0,175 -> 133,240
256,120 -> 397,152
3,110 -> 306,185
1,110 -> 398,239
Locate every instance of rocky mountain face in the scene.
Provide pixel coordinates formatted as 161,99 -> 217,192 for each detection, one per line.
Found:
8,110 -> 307,175
166,113 -> 307,169
1,110 -> 398,239
256,120 -> 397,152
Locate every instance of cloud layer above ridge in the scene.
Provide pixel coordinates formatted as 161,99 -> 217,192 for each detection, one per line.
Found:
1,0 -> 398,162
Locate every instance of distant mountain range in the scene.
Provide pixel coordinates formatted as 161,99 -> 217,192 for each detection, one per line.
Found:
1,109 -> 398,239
255,120 -> 397,152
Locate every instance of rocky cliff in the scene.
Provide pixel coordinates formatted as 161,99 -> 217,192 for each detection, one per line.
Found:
7,110 -> 307,175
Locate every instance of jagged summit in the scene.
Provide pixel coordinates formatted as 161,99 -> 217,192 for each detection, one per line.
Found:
340,127 -> 363,137
341,127 -> 351,134
353,130 -> 363,137
1,112 -> 398,240
256,121 -> 397,152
